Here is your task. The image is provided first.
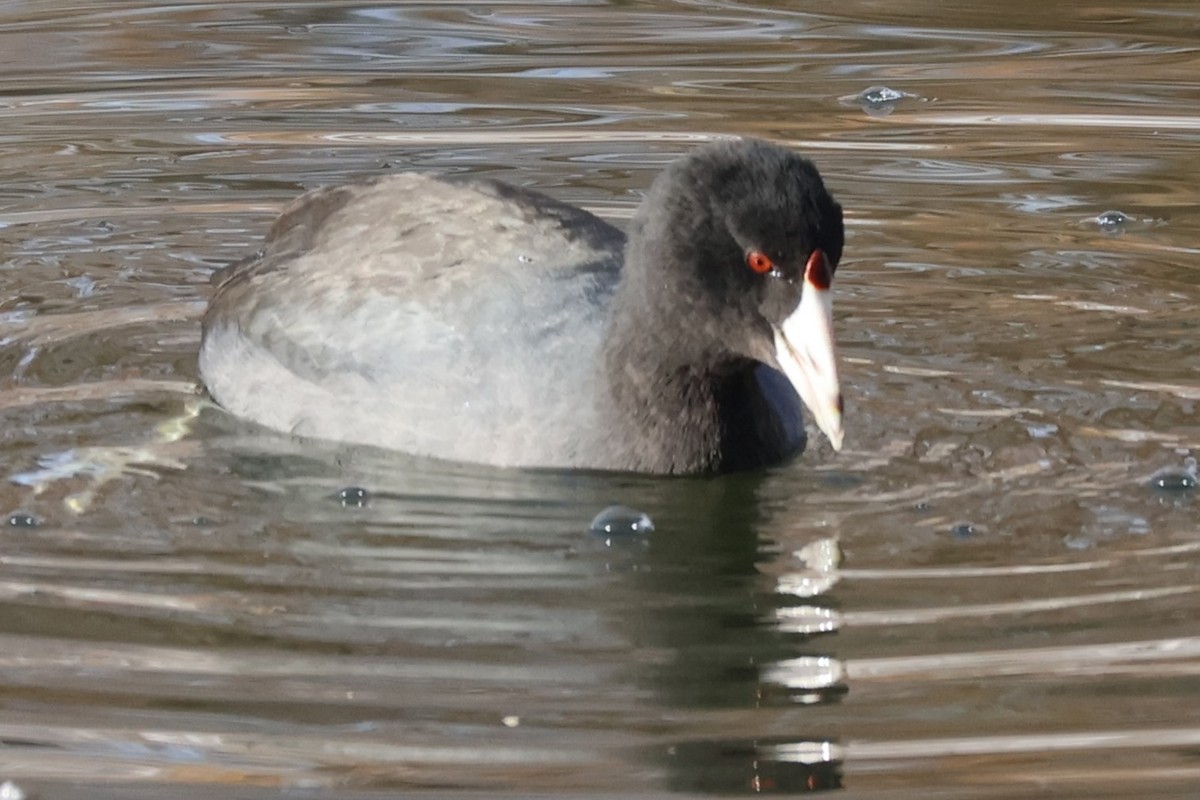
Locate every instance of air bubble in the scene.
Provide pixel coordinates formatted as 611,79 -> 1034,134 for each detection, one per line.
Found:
950,522 -> 978,539
1149,471 -> 1196,492
588,505 -> 654,538
860,85 -> 906,105
338,486 -> 370,507
1094,210 -> 1132,231
840,85 -> 916,117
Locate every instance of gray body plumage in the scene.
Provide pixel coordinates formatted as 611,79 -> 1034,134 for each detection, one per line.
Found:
201,173 -> 626,468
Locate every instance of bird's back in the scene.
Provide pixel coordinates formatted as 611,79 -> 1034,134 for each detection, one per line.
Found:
201,173 -> 626,467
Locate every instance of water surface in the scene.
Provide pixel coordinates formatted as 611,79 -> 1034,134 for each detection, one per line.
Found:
1,1 -> 1199,797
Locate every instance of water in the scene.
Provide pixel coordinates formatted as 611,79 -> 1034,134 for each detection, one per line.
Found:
2,1 -> 1199,797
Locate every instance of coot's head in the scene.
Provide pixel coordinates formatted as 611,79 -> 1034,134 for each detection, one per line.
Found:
625,138 -> 846,450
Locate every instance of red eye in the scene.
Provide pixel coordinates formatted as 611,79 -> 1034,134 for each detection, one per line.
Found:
746,250 -> 775,274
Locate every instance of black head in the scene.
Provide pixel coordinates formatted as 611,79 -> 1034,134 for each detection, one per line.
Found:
625,138 -> 843,354
617,138 -> 846,452
628,138 -> 844,345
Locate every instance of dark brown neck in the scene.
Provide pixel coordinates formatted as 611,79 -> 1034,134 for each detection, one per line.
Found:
603,348 -> 723,474
600,274 -> 805,474
599,267 -> 731,473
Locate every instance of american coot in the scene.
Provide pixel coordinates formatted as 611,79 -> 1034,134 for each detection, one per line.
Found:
200,138 -> 845,474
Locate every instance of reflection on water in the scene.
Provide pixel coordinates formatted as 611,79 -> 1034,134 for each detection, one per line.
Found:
2,0 -> 1200,797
